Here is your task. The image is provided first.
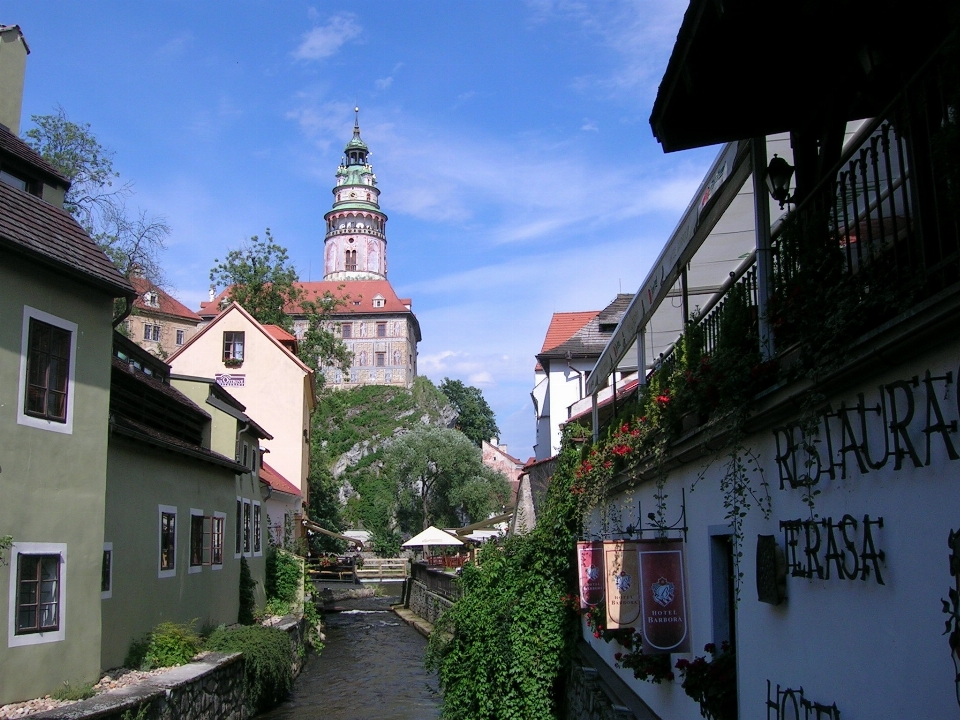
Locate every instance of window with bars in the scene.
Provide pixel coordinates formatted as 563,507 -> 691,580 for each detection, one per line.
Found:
160,509 -> 176,574
16,554 -> 60,635
243,501 -> 252,555
253,504 -> 262,555
235,499 -> 242,556
25,318 -> 70,423
223,331 -> 245,362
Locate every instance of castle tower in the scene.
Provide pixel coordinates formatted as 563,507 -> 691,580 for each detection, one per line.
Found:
323,108 -> 388,281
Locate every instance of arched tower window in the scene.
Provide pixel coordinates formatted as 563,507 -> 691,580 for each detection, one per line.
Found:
345,249 -> 357,271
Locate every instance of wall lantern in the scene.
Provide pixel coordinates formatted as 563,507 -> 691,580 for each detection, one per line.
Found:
765,154 -> 795,208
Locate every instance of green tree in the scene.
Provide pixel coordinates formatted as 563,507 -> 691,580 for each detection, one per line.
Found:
24,107 -> 169,283
439,378 -> 500,446
209,230 -> 302,329
383,425 -> 509,532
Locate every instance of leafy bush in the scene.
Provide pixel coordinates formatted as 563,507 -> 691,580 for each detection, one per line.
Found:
265,549 -> 302,615
238,556 -> 257,625
52,681 -> 96,701
124,621 -> 201,670
426,438 -> 582,719
206,625 -> 292,712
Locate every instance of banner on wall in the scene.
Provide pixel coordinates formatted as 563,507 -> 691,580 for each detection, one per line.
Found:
637,540 -> 691,653
577,541 -> 605,609
603,540 -> 641,629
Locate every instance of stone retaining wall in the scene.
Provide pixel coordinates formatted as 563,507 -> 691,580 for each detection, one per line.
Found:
32,615 -> 312,720
408,579 -> 453,626
564,642 -> 661,720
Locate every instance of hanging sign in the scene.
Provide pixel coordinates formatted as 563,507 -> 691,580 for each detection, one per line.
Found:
603,540 -> 641,629
637,540 -> 691,653
577,541 -> 604,609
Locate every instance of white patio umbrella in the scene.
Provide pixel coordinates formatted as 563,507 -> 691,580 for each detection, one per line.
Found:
402,525 -> 463,560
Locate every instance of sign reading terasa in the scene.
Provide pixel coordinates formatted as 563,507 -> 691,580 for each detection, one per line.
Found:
601,540 -> 691,653
577,541 -> 604,609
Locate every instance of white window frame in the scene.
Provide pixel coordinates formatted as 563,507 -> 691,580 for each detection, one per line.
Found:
158,504 -> 177,579
235,496 -> 243,559
101,542 -> 113,600
17,306 -> 78,435
213,511 -> 226,570
7,542 -> 67,648
188,508 -> 204,574
253,501 -> 263,557
243,499 -> 252,558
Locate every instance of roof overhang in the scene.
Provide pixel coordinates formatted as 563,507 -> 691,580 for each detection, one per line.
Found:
650,0 -> 953,153
586,140 -> 749,395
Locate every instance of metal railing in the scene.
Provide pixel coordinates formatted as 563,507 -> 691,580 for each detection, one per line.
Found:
411,561 -> 462,601
648,38 -> 959,385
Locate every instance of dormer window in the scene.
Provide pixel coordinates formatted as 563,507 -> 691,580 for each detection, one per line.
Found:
0,169 -> 28,192
373,295 -> 385,308
143,291 -> 160,308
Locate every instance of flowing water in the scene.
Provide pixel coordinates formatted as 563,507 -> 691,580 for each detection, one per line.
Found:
259,588 -> 442,720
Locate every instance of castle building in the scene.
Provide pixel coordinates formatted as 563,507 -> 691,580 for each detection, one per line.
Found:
293,110 -> 420,389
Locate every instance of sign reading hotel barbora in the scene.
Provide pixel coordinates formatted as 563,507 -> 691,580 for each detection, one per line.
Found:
637,540 -> 690,653
603,541 -> 641,628
577,541 -> 604,609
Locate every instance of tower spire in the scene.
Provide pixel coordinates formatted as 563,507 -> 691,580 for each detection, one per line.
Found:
354,105 -> 360,135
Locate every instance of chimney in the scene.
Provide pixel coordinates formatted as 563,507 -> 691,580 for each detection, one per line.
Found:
0,25 -> 29,134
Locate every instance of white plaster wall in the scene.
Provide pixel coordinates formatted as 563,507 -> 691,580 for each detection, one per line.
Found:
586,341 -> 960,719
170,313 -> 311,492
546,359 -> 594,456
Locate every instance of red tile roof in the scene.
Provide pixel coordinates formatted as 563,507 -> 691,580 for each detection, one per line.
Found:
0,178 -> 133,297
540,311 -> 598,354
202,280 -> 416,317
260,461 -> 301,497
263,324 -> 296,342
131,277 -> 202,322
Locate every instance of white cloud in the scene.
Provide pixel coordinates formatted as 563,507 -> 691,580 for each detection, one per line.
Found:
581,121 -> 598,131
293,13 -> 362,61
375,76 -> 393,90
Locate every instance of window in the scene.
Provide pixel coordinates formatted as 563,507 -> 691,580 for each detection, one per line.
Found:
0,168 -> 28,191
143,292 -> 159,308
342,323 -> 353,339
143,324 -> 161,342
376,322 -> 387,337
235,499 -> 243,557
253,503 -> 262,555
101,543 -> 113,599
212,514 -> 225,567
7,543 -> 66,647
190,511 -> 206,571
24,317 -> 71,424
375,352 -> 386,367
373,295 -> 385,308
243,500 -> 252,556
223,331 -> 245,362
345,249 -> 357,271
242,442 -> 249,468
159,506 -> 177,578
15,554 -> 60,635
176,329 -> 185,346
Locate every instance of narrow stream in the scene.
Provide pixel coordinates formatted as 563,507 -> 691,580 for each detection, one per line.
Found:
259,588 -> 442,720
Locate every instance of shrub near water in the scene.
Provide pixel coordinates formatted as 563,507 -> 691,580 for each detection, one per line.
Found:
125,621 -> 201,670
265,549 -> 302,616
206,625 -> 293,712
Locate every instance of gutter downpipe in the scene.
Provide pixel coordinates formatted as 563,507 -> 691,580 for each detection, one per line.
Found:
591,393 -> 599,444
637,325 -> 647,387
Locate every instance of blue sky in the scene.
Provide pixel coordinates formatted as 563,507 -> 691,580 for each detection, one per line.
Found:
6,1 -> 718,459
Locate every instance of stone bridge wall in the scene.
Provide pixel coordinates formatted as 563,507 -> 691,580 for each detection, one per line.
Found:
408,579 -> 453,626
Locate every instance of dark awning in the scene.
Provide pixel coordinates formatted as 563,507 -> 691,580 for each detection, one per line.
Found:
650,0 -> 955,152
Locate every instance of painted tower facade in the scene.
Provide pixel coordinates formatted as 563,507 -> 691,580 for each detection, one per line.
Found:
323,110 -> 387,281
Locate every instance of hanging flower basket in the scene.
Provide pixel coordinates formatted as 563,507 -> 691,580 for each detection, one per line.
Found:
224,358 -> 243,369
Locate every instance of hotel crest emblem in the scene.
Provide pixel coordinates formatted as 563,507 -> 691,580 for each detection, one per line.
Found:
614,570 -> 632,592
652,576 -> 676,607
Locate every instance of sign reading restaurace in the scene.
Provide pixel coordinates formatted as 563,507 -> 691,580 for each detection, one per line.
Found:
215,373 -> 245,388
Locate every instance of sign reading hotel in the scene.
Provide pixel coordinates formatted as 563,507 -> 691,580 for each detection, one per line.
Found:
603,541 -> 641,629
577,541 -> 604,609
215,373 -> 245,388
637,540 -> 691,653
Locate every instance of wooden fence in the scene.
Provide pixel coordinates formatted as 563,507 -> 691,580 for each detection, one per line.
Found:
355,557 -> 410,580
